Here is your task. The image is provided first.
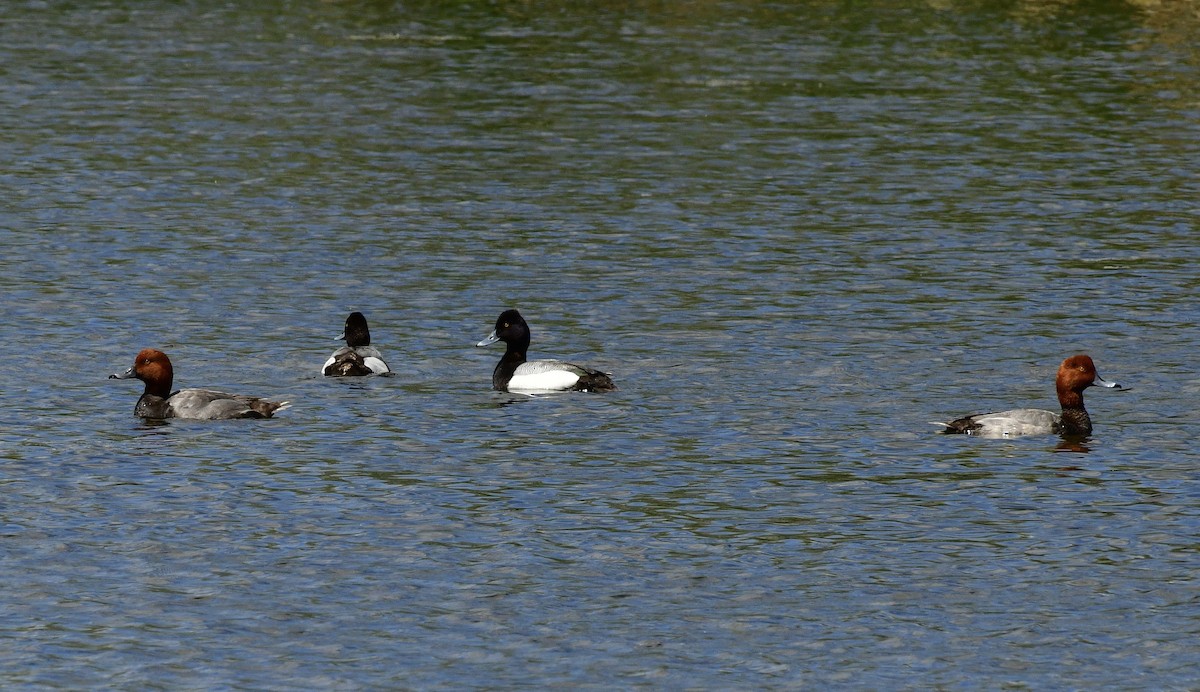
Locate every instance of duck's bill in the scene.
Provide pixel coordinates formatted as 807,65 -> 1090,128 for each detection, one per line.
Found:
335,331 -> 346,341
1095,375 -> 1121,389
476,331 -> 499,347
109,367 -> 135,380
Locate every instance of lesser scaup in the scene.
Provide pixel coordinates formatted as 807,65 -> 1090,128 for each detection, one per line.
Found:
476,309 -> 616,393
322,311 -> 391,377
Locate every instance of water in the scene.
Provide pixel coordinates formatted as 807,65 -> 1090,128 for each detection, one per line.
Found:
2,0 -> 1199,687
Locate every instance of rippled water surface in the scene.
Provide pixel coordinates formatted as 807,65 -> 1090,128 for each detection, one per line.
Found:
3,0 -> 1200,687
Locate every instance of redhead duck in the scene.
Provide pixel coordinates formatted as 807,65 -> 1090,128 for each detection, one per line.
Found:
476,309 -> 616,393
937,354 -> 1120,438
322,312 -> 391,377
111,348 -> 290,420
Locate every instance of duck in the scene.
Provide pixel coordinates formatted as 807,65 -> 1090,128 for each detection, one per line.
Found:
476,309 -> 616,393
322,311 -> 391,377
110,348 -> 290,419
936,354 -> 1120,438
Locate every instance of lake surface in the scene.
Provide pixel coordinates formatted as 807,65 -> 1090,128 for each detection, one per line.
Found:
2,0 -> 1199,687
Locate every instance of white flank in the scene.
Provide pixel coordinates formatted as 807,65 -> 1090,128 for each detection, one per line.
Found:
507,369 -> 581,392
364,357 -> 390,374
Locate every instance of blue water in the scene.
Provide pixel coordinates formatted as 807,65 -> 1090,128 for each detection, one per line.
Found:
2,1 -> 1199,688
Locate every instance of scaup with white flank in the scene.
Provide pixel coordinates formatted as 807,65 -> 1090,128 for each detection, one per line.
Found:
322,311 -> 391,377
476,309 -> 616,393
934,354 -> 1121,438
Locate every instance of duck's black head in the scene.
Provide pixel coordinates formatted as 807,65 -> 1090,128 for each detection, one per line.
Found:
340,312 -> 372,347
477,309 -> 530,351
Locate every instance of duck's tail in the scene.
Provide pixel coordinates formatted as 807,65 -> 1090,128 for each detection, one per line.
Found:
255,399 -> 291,417
577,368 -> 617,392
931,417 -> 978,435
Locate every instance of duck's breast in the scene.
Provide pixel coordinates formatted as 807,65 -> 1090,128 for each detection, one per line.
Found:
134,394 -> 173,419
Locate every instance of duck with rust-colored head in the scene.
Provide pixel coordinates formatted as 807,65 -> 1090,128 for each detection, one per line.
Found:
111,348 -> 290,420
936,354 -> 1121,438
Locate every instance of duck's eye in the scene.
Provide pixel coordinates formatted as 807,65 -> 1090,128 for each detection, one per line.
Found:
503,322 -> 510,329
